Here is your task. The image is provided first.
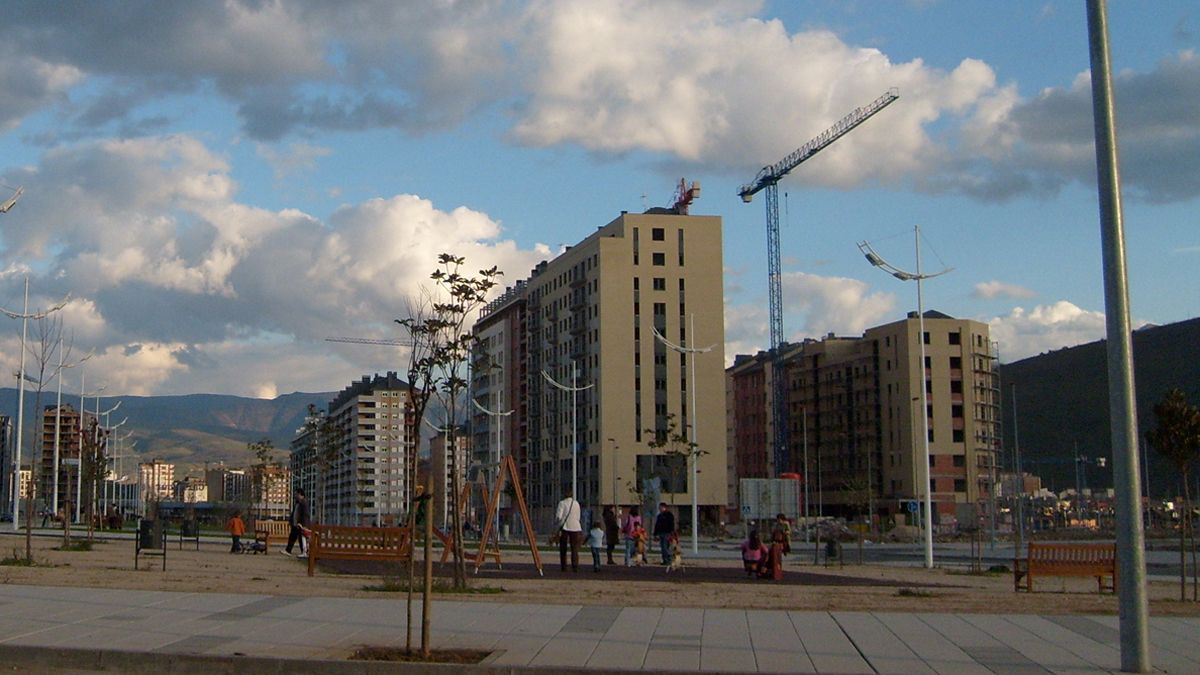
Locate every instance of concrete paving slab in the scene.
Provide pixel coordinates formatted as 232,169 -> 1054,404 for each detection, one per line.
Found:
832,612 -> 934,674
789,611 -> 872,674
875,612 -> 992,675
960,614 -> 1098,672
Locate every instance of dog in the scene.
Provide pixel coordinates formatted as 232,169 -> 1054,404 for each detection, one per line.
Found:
666,536 -> 684,573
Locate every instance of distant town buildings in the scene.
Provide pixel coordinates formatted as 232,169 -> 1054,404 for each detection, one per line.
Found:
37,404 -> 96,515
290,372 -> 417,526
205,466 -> 249,504
173,475 -> 208,503
138,459 -> 175,503
726,311 -> 1001,525
250,463 -> 290,520
471,209 -> 729,530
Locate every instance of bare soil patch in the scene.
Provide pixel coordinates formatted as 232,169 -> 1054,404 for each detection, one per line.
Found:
2,532 -> 1196,617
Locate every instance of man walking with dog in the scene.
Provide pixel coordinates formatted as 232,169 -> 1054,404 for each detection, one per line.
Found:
554,489 -> 583,572
652,502 -> 675,566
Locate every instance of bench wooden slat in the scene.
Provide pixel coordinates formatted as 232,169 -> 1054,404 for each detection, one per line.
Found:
1013,542 -> 1116,593
307,524 -> 412,576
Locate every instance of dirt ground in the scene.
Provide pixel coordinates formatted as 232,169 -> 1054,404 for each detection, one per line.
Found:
2,532 -> 1197,617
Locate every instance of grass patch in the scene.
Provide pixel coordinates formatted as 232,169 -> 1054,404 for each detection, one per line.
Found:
0,548 -> 44,567
362,578 -> 506,595
350,646 -> 491,664
896,587 -> 934,598
55,541 -> 94,552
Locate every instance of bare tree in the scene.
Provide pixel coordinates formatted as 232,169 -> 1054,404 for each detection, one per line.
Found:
21,315 -> 73,561
396,253 -> 500,653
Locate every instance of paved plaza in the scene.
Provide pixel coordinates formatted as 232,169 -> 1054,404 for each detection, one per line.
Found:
0,583 -> 1196,673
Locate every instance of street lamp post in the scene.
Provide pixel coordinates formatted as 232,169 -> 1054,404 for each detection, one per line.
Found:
859,227 -> 951,569
541,364 -> 593,504
1,278 -> 69,529
651,315 -> 715,555
472,376 -> 512,540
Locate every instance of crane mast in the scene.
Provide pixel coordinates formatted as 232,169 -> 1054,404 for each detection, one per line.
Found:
737,88 -> 899,477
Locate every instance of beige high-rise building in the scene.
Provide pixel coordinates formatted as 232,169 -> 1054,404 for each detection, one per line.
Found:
727,311 -> 1000,523
290,373 -> 417,526
138,459 -> 175,502
473,209 -> 728,531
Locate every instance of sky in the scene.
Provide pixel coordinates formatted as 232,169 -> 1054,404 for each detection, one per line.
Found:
0,0 -> 1197,399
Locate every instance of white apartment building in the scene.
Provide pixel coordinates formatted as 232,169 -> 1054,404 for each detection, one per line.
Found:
291,373 -> 417,526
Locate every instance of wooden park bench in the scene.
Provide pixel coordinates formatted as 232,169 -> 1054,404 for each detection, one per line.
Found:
1013,542 -> 1116,593
307,524 -> 412,576
253,519 -> 291,553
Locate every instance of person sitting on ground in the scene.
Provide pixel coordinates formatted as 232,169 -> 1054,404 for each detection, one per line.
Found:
227,510 -> 246,554
741,530 -> 768,576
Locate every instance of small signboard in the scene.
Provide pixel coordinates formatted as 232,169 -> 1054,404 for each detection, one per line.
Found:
739,478 -> 801,520
907,500 -> 920,514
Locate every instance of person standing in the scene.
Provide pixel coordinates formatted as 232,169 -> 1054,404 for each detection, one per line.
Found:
621,505 -> 642,566
227,510 -> 246,553
652,502 -> 675,565
602,505 -> 620,565
283,489 -> 309,558
587,521 -> 606,572
554,489 -> 583,572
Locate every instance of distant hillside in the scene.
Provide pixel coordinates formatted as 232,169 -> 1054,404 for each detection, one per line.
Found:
0,389 -> 333,476
998,317 -> 1200,499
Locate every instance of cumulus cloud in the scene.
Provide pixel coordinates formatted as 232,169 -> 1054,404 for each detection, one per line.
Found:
0,133 -> 550,396
1,2 -> 1195,204
723,271 -> 896,364
952,51 -> 1200,203
986,300 -> 1108,361
972,280 -> 1037,300
781,272 -> 896,338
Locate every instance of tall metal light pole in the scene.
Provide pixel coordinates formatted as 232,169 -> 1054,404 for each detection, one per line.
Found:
78,382 -> 105,523
1086,2 -> 1150,669
541,365 -> 592,503
801,408 -> 810,543
1,278 -> 68,529
859,228 -> 951,569
472,378 -> 512,539
651,315 -> 715,554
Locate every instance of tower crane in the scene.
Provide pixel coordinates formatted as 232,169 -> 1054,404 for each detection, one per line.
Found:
737,88 -> 899,477
325,336 -> 414,347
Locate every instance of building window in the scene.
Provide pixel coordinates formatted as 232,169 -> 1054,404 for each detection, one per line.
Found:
653,277 -> 666,291
652,252 -> 665,266
949,331 -> 961,345
949,356 -> 962,370
952,454 -> 965,467
923,331 -> 930,345
678,229 -> 685,266
952,429 -> 965,443
954,479 -> 967,492
633,227 -> 639,265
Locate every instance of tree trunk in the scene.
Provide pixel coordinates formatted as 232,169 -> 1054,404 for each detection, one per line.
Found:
1186,477 -> 1196,602
422,470 -> 434,658
1180,492 -> 1187,602
24,490 -> 34,563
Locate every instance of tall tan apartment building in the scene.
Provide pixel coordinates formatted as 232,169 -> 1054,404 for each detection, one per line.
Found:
472,209 -> 728,531
727,311 -> 1000,522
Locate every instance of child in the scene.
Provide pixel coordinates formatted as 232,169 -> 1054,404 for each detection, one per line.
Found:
227,510 -> 246,553
586,521 -> 605,572
632,523 -> 648,566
